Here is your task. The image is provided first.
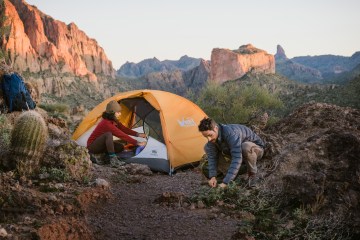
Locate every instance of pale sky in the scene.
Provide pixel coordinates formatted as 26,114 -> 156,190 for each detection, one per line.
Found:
25,0 -> 360,69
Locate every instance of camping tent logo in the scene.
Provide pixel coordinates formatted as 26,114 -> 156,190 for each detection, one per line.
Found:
177,117 -> 196,127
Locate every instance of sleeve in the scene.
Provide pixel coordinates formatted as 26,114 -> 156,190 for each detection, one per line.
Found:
205,143 -> 219,178
117,121 -> 138,136
108,122 -> 138,145
223,133 -> 243,184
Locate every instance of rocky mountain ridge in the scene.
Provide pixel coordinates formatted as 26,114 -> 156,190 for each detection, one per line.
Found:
292,51 -> 360,77
116,55 -> 201,78
1,0 -> 115,81
135,59 -> 210,96
275,45 -> 323,83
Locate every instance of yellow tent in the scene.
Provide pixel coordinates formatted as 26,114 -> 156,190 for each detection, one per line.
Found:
72,89 -> 208,173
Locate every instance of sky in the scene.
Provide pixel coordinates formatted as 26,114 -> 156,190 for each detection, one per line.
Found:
25,0 -> 360,69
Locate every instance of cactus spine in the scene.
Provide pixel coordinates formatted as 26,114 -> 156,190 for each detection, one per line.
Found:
10,111 -> 48,177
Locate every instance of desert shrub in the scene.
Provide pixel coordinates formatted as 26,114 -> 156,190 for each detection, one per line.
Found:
195,82 -> 284,124
190,183 -> 353,239
39,103 -> 69,114
40,167 -> 71,182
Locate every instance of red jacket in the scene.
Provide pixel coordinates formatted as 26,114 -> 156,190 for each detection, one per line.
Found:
87,119 -> 137,147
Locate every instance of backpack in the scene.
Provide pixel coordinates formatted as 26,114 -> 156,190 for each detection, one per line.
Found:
1,72 -> 36,112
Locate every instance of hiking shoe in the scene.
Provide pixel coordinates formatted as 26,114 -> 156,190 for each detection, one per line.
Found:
90,153 -> 108,165
109,155 -> 126,168
248,174 -> 259,188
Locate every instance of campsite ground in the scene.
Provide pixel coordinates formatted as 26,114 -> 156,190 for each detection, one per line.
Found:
85,164 -> 242,240
2,102 -> 359,239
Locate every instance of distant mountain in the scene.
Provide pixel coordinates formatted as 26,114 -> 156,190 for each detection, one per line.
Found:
275,45 -> 360,84
325,63 -> 360,84
117,55 -> 202,78
275,45 -> 323,83
122,60 -> 210,96
291,51 -> 360,79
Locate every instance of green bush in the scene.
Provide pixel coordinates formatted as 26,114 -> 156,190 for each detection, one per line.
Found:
195,81 -> 284,124
190,182 -> 352,239
40,167 -> 71,182
39,103 -> 69,114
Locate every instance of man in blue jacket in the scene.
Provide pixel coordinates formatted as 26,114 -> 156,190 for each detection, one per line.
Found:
198,117 -> 265,188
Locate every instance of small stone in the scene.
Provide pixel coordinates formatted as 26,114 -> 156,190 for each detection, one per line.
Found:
56,205 -> 64,214
48,195 -> 57,202
54,183 -> 64,189
0,228 -> 8,237
95,178 -> 110,188
216,200 -> 224,206
182,202 -> 189,208
65,204 -> 73,212
197,200 -> 205,209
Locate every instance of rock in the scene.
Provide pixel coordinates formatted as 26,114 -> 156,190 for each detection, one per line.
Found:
197,200 -> 205,209
274,44 -> 287,60
0,228 -> 8,237
2,0 -> 115,79
123,163 -> 153,176
210,44 -> 275,84
42,140 -> 93,182
95,178 -> 110,188
263,102 -> 360,234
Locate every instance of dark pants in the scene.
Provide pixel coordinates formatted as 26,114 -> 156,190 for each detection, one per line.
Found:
87,132 -> 124,154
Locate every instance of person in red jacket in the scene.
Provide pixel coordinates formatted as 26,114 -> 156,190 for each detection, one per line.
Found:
87,100 -> 147,167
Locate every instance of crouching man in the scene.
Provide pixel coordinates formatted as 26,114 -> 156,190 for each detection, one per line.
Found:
198,117 -> 265,188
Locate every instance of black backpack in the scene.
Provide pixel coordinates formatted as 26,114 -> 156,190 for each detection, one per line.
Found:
1,72 -> 36,112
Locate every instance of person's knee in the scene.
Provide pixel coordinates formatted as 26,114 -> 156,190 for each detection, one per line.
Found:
241,142 -> 253,157
104,132 -> 113,139
242,142 -> 263,159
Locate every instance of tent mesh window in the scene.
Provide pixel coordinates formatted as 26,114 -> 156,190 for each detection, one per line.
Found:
120,98 -> 164,143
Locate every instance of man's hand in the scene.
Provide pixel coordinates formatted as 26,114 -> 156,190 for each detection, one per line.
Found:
137,141 -> 147,146
208,177 -> 217,188
137,133 -> 147,138
218,183 -> 227,188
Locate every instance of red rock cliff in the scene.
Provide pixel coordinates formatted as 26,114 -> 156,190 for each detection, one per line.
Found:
1,0 -> 115,80
210,44 -> 275,84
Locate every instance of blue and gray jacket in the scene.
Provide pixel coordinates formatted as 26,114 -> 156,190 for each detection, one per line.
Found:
205,124 -> 265,184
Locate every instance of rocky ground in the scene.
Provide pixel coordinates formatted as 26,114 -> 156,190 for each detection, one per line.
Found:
1,102 -> 360,239
86,165 -> 243,240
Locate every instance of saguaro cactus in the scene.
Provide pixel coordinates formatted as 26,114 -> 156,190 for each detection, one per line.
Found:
10,111 -> 48,177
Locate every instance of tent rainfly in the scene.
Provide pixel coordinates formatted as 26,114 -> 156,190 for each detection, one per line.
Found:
72,89 -> 208,174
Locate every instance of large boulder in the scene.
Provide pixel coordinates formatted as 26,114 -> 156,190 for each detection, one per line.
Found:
261,102 -> 360,235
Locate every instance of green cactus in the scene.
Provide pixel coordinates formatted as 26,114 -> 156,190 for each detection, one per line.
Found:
10,111 -> 48,177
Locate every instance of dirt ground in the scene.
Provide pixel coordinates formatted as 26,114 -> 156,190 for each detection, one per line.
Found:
85,165 -> 242,240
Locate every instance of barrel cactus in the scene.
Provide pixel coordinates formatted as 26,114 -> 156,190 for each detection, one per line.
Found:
10,111 -> 48,177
